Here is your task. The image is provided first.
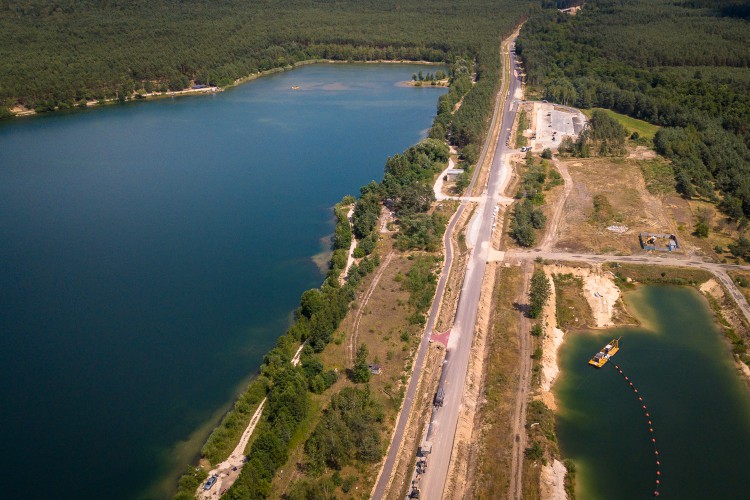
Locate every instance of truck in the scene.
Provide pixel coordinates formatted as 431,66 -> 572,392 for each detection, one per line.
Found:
434,387 -> 445,407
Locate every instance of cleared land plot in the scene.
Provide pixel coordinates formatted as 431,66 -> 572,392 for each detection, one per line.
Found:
554,157 -> 675,255
532,102 -> 585,152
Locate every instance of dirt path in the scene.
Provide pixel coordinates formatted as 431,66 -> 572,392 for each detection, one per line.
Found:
196,399 -> 266,499
508,262 -> 534,500
541,159 -> 573,251
348,250 -> 394,364
341,206 -> 358,284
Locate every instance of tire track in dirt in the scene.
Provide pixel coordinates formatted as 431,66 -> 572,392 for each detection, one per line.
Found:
348,250 -> 394,364
541,158 -> 572,252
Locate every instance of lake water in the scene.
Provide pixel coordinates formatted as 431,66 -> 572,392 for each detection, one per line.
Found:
556,286 -> 750,499
0,64 -> 446,499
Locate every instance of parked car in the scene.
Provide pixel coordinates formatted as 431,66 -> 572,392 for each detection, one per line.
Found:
204,476 -> 218,490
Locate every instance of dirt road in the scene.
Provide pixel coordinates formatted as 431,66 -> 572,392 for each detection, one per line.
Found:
508,262 -> 534,500
540,159 -> 572,251
507,249 -> 750,325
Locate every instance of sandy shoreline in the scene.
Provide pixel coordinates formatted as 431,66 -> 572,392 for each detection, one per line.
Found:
538,263 -> 621,409
537,264 -> 621,498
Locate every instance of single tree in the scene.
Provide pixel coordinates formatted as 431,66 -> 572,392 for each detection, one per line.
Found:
529,270 -> 551,319
352,344 -> 370,383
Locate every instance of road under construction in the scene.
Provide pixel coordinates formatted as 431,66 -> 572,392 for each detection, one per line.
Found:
371,28 -> 524,499
371,25 -> 750,500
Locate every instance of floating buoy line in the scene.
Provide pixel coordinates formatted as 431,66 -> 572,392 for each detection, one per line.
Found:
612,363 -> 662,497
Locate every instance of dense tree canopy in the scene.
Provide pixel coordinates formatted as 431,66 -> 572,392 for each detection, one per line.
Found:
517,0 -> 750,223
0,0 -> 531,113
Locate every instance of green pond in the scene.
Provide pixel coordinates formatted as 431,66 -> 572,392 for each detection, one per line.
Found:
556,285 -> 750,499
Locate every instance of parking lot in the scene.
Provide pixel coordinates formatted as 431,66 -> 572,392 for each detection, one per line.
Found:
531,102 -> 586,152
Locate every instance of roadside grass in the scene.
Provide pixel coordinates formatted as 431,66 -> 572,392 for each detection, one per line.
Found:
473,266 -> 523,498
515,109 -> 529,148
552,273 -> 594,330
583,108 -> 659,140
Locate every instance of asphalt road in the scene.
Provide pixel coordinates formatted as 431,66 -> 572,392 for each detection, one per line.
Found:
417,38 -> 522,500
371,34 -> 522,500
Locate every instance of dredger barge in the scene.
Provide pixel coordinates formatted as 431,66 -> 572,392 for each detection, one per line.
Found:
588,337 -> 621,367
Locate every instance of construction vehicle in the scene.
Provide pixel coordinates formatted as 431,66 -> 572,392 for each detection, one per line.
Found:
588,337 -> 621,368
433,387 -> 445,407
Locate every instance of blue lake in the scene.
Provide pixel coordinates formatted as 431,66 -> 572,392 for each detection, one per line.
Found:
0,64 -> 446,499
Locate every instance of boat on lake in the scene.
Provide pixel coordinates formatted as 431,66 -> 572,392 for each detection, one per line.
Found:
588,337 -> 621,368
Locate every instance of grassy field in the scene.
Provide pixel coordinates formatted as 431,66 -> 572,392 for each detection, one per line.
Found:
583,108 -> 659,140
473,266 -> 523,498
552,273 -> 594,330
606,263 -> 711,288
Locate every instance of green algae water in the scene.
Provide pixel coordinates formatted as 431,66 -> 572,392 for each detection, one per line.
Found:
0,64 -> 446,499
556,285 -> 750,499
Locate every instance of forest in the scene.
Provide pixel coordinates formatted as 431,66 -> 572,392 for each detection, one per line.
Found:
516,0 -> 750,226
0,0 -> 531,116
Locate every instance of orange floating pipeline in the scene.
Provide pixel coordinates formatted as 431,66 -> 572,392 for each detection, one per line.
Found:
609,362 -> 662,496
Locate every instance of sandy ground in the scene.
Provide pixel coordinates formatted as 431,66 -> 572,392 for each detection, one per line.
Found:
540,269 -> 563,401
700,278 -> 724,300
540,459 -> 568,500
548,263 -> 620,328
340,205 -> 358,284
433,146 -> 458,201
196,399 -> 266,498
536,270 -> 569,499
434,158 -> 458,201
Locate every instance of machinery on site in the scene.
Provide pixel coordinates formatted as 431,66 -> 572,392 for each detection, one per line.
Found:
588,337 -> 621,368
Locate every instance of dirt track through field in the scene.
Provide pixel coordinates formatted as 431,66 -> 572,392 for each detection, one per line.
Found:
541,159 -> 572,251
508,262 -> 533,500
348,250 -> 394,365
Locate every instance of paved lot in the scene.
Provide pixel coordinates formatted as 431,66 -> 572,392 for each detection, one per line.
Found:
532,102 -> 585,152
